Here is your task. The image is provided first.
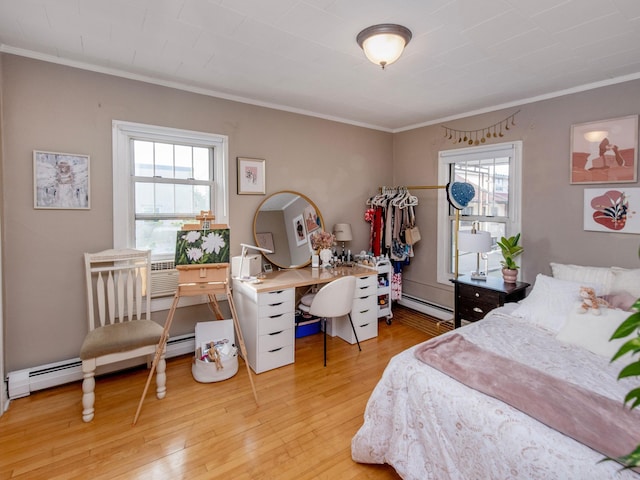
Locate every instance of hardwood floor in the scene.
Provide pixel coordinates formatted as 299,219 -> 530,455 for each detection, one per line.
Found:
0,306 -> 442,480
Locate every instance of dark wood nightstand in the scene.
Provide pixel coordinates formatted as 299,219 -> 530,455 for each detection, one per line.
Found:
451,275 -> 530,328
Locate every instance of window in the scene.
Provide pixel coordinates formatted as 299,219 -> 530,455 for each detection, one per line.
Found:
436,141 -> 522,284
113,121 -> 229,259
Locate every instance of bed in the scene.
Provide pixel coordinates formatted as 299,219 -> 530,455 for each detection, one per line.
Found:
352,264 -> 640,479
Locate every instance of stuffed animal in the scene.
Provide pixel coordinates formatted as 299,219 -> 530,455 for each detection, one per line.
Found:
577,286 -> 610,315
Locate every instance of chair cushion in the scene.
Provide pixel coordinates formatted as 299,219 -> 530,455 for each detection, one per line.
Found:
300,293 -> 316,306
80,320 -> 164,360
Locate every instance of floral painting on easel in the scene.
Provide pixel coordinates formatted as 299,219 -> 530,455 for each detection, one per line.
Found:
584,188 -> 640,234
175,229 -> 230,265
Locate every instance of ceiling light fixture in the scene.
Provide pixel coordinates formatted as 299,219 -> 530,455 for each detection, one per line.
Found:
356,24 -> 412,70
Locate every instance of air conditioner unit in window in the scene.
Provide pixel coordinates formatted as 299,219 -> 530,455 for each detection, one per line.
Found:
150,260 -> 178,297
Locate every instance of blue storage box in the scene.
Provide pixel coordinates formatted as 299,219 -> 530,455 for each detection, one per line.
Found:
295,313 -> 321,338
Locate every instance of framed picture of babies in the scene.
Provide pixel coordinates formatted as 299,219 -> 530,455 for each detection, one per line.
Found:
570,115 -> 637,184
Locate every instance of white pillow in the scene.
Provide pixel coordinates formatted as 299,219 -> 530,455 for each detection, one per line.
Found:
550,262 -> 612,295
610,267 -> 640,299
556,303 -> 631,358
511,274 -> 596,332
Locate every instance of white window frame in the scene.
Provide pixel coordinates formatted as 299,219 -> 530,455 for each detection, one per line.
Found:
112,120 -> 229,256
436,141 -> 522,285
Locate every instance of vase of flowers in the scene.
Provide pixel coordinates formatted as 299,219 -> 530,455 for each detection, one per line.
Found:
310,230 -> 335,267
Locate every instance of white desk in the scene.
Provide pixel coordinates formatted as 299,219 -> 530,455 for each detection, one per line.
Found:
232,265 -> 378,373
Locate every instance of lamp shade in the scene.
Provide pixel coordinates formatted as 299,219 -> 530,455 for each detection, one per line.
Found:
333,223 -> 353,242
458,230 -> 492,253
357,24 -> 412,69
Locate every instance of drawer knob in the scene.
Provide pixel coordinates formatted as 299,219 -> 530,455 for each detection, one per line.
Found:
269,330 -> 284,336
473,307 -> 483,313
475,292 -> 480,297
268,347 -> 283,353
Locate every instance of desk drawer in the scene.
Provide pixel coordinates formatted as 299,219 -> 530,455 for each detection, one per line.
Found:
258,288 -> 294,307
352,295 -> 376,315
258,312 -> 294,335
355,274 -> 377,295
338,315 -> 378,344
255,344 -> 294,373
258,299 -> 293,322
258,328 -> 293,352
457,283 -> 501,305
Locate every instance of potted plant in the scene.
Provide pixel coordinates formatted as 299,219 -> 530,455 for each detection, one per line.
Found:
497,233 -> 523,283
606,246 -> 640,468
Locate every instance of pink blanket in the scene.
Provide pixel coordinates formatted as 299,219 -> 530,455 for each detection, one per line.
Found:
415,333 -> 640,461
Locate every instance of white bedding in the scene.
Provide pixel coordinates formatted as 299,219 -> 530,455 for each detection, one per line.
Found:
351,304 -> 639,480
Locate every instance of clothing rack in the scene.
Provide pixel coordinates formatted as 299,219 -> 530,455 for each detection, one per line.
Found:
375,182 -> 462,291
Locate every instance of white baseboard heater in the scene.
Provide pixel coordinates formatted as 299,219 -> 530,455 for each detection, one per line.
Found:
397,294 -> 454,322
5,333 -> 195,400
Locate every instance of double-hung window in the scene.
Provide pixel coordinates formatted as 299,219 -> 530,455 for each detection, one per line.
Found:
113,121 -> 229,260
436,141 -> 522,284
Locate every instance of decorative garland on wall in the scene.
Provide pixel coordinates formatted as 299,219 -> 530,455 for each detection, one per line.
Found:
442,110 -> 520,145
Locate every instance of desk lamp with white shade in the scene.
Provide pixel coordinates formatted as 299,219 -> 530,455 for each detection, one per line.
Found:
333,223 -> 353,259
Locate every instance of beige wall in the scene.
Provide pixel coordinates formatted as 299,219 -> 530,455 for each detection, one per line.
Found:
0,54 -> 392,372
394,80 -> 640,306
2,52 -> 640,374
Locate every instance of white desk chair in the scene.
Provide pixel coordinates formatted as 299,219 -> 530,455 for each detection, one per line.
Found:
308,276 -> 361,366
80,249 -> 165,422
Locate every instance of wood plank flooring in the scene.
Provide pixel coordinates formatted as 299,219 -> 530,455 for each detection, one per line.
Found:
0,306 -> 443,480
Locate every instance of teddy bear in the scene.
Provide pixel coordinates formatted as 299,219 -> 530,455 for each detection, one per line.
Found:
577,286 -> 610,315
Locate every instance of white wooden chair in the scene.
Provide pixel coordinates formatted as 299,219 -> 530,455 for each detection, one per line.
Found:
80,249 -> 165,422
308,276 -> 360,366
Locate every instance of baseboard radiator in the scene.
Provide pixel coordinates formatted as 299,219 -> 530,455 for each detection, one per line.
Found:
5,333 -> 195,400
397,294 -> 454,322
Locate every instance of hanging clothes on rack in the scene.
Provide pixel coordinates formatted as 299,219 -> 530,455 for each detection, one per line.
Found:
365,186 -> 419,301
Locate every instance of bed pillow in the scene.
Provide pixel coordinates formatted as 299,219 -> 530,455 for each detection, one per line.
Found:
609,267 -> 640,299
511,274 -> 597,333
556,304 -> 630,358
603,291 -> 637,311
549,263 -> 612,295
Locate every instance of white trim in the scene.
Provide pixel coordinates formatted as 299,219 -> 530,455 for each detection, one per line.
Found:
437,141 -> 522,285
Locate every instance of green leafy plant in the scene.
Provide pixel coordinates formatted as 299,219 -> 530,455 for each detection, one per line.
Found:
607,301 -> 640,467
497,233 -> 523,270
606,247 -> 640,468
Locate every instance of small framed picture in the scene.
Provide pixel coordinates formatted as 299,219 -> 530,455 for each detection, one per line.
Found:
33,150 -> 90,209
256,232 -> 275,253
293,214 -> 307,246
237,157 -> 266,195
263,263 -> 273,274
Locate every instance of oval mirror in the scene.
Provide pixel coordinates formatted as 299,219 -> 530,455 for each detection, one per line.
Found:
253,191 -> 324,269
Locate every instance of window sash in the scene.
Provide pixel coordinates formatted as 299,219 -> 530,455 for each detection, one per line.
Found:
113,120 -> 229,260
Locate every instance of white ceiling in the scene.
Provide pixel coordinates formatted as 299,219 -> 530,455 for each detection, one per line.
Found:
1,0 -> 640,132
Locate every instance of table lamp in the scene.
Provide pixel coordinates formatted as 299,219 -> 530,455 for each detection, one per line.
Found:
457,223 -> 492,280
333,223 -> 353,257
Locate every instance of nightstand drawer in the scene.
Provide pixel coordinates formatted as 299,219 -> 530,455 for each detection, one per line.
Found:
458,301 -> 496,322
457,283 -> 501,305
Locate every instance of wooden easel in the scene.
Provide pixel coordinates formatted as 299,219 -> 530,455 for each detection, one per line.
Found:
133,263 -> 258,425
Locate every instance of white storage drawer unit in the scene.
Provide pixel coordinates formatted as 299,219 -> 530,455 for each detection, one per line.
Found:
233,284 -> 295,374
335,273 -> 378,344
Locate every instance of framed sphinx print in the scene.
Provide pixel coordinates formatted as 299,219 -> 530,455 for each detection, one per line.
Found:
570,115 -> 637,184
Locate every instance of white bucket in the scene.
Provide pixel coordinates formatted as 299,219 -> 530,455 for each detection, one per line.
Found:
192,320 -> 238,383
